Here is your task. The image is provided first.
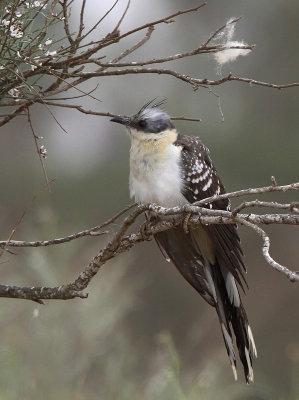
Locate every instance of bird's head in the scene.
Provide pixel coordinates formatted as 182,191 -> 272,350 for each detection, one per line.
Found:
110,100 -> 175,141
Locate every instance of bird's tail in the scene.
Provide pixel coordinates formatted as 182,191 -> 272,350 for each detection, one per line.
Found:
205,262 -> 257,383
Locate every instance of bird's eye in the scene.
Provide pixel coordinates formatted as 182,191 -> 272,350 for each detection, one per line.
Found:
139,120 -> 147,128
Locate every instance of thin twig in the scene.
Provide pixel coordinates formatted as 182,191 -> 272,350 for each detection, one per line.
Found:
96,44 -> 254,68
27,106 -> 49,186
36,100 -> 120,118
111,25 -> 155,64
38,100 -> 201,121
194,182 -> 299,207
239,219 -> 299,282
112,0 -> 131,33
68,68 -> 299,92
77,0 -> 87,41
0,203 -> 137,248
79,0 -> 119,42
201,16 -> 242,47
62,0 -> 75,46
0,180 -> 55,258
171,116 -> 202,122
108,3 -> 207,45
232,200 -> 299,216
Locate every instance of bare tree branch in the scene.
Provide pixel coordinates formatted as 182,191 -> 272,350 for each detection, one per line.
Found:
0,1 -> 298,129
67,69 -> 299,92
93,44 -> 255,68
231,200 -> 299,216
0,179 -> 55,259
194,182 -> 299,207
237,219 -> 299,283
0,203 -> 136,248
0,182 -> 298,302
27,106 -> 49,186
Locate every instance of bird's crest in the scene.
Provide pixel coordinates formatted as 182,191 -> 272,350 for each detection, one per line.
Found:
137,98 -> 167,117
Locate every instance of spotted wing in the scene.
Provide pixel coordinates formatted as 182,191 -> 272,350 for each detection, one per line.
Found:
174,134 -> 246,286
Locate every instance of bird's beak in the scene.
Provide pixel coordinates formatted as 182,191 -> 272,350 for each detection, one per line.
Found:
110,116 -> 130,126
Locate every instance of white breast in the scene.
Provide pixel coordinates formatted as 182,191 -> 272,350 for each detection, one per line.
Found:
129,140 -> 186,207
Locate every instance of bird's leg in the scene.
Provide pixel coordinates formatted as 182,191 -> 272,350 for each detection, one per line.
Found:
140,221 -> 153,240
140,215 -> 157,241
182,212 -> 192,234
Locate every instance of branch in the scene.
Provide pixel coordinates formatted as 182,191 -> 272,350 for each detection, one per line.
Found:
0,203 -> 136,248
111,3 -> 207,43
231,200 -> 299,216
238,219 -> 299,283
194,182 -> 299,207
35,100 -> 201,122
69,69 -> 299,92
35,100 -> 121,118
1,1 -> 297,129
94,44 -> 255,68
0,284 -> 88,302
0,182 -> 298,302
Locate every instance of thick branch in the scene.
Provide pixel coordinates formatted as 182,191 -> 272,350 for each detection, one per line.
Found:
0,284 -> 88,301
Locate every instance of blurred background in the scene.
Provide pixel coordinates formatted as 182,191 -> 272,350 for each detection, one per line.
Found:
0,0 -> 298,398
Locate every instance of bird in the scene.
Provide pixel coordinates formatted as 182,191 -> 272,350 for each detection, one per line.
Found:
111,100 -> 257,383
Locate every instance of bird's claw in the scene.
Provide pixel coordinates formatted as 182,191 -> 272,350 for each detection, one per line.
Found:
182,212 -> 192,234
140,221 -> 154,241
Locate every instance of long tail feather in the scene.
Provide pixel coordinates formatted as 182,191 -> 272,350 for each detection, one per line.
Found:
209,262 -> 257,383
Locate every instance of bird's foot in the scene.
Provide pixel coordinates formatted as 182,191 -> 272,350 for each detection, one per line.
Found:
182,212 -> 192,234
140,220 -> 154,241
